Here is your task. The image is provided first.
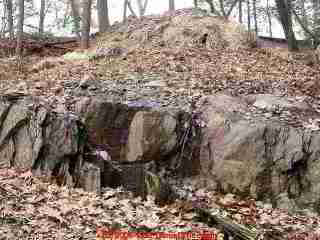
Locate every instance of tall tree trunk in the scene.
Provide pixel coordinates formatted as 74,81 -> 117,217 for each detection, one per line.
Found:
253,0 -> 258,34
239,0 -> 243,23
5,0 -> 14,39
169,0 -> 175,11
218,0 -> 227,17
127,0 -> 138,18
275,0 -> 298,51
194,0 -> 198,8
97,0 -> 110,33
70,0 -> 81,39
39,0 -> 45,35
247,0 -> 251,31
204,0 -> 221,16
266,0 -> 272,37
226,0 -> 239,17
123,0 -> 128,21
137,0 -> 148,17
312,0 -> 320,39
219,0 -> 238,18
292,8 -> 320,45
81,0 -> 92,49
16,0 -> 24,57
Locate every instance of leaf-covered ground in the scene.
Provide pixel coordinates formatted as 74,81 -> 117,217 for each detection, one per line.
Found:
1,168 -> 320,240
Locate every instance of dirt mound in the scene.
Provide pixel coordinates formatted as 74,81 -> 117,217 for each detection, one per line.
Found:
2,8 -> 320,118
95,8 -> 256,53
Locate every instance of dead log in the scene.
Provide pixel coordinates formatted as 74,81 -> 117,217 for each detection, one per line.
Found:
194,207 -> 260,240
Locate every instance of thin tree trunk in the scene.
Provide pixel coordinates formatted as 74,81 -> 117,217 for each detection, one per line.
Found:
266,0 -> 272,37
70,0 -> 81,39
81,0 -> 92,49
137,0 -> 143,16
205,0 -> 221,16
226,0 -> 239,17
39,0 -> 45,35
1,1 -> 7,38
275,0 -> 298,51
127,0 -> 138,17
253,0 -> 258,34
137,0 -> 148,17
239,0 -> 242,23
218,0 -> 227,17
247,0 -> 251,31
292,8 -> 320,45
97,0 -> 110,33
169,0 -> 175,11
6,0 -> 14,39
123,0 -> 128,21
16,0 -> 24,57
312,0 -> 320,42
194,0 -> 198,8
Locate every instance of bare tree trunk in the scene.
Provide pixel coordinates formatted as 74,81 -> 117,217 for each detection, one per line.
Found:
266,0 -> 272,37
226,0 -> 239,17
81,0 -> 92,49
1,1 -> 7,38
312,0 -> 320,41
239,0 -> 243,23
5,0 -> 14,39
252,0 -> 258,34
205,0 -> 221,16
97,0 -> 110,33
169,0 -> 175,11
194,0 -> 198,8
127,0 -> 137,18
275,0 -> 298,51
16,0 -> 24,57
218,0 -> 238,18
137,0 -> 148,17
292,8 -> 320,45
39,0 -> 45,35
247,0 -> 251,31
123,0 -> 128,21
70,0 -> 81,39
218,0 -> 227,17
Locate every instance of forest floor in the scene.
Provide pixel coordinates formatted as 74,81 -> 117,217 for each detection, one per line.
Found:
1,168 -> 320,240
1,8 -> 320,240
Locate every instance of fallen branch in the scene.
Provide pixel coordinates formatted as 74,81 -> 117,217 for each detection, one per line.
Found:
194,207 -> 260,240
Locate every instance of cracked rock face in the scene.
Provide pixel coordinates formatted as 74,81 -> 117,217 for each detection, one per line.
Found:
198,94 -> 320,212
0,97 -> 85,187
5,93 -> 320,213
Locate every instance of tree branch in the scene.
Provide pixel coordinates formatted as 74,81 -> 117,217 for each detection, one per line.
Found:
127,0 -> 137,18
292,8 -> 320,44
227,0 -> 240,17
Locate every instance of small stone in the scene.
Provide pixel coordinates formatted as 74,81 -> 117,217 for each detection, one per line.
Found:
54,103 -> 66,113
144,80 -> 167,87
88,85 -> 98,91
263,203 -> 273,209
264,112 -> 272,118
79,74 -> 95,88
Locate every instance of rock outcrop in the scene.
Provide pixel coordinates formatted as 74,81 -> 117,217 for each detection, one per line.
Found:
198,94 -> 320,213
0,96 -> 181,205
0,96 -> 87,188
4,93 -> 320,212
75,97 -> 200,177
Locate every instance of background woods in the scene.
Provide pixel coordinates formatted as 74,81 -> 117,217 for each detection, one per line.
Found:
1,0 -> 320,52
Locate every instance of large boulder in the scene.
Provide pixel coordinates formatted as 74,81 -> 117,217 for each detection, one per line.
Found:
0,97 -> 99,192
198,94 -> 320,212
0,96 -> 181,202
74,97 -> 194,202
76,98 -> 189,164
